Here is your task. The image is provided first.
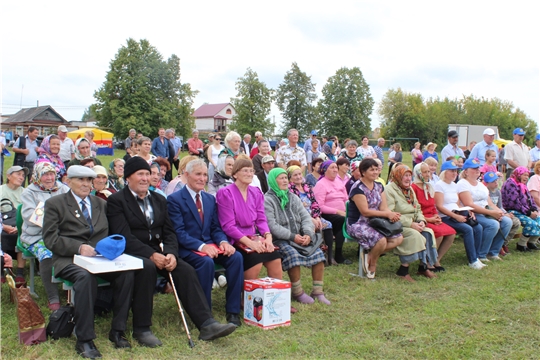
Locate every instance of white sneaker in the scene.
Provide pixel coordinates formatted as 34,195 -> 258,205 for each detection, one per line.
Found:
218,275 -> 227,288
469,260 -> 484,270
487,255 -> 503,261
212,278 -> 219,289
478,258 -> 490,263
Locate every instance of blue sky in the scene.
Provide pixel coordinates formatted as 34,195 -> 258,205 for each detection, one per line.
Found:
1,1 -> 538,132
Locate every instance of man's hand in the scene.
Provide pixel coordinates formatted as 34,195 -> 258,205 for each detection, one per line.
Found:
80,244 -> 97,257
220,242 -> 236,256
150,252 -> 169,269
164,254 -> 177,272
202,244 -> 220,258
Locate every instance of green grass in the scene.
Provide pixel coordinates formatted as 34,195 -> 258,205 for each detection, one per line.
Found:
2,150 -> 539,359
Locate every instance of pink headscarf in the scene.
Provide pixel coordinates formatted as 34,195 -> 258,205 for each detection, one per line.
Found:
511,166 -> 529,194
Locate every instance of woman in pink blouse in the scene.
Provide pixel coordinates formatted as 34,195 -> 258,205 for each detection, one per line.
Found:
216,158 -> 282,281
313,160 -> 352,264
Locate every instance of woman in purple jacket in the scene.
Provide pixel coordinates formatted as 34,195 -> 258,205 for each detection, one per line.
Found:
501,166 -> 540,251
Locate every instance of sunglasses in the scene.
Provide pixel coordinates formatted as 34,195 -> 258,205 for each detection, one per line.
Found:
215,138 -> 222,140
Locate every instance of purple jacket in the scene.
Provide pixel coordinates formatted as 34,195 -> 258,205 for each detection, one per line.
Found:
501,179 -> 537,215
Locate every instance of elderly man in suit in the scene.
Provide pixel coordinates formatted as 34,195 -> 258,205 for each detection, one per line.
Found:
43,166 -> 134,359
168,159 -> 244,327
107,157 -> 236,343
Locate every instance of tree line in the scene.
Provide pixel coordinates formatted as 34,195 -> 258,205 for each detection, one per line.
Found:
91,38 -> 534,145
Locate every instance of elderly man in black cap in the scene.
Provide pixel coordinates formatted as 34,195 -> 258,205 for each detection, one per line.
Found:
107,157 -> 236,345
441,130 -> 465,161
43,166 -> 136,359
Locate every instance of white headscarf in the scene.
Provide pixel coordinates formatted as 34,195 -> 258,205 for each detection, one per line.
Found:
413,162 -> 435,199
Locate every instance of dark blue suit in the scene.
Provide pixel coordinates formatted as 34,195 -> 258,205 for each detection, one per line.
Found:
167,186 -> 243,314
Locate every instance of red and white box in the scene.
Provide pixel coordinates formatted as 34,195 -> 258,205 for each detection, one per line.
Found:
244,277 -> 291,329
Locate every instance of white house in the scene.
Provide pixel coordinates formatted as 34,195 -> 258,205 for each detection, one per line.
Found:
192,103 -> 235,132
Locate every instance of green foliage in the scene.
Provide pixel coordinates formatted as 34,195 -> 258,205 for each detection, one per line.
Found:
229,68 -> 275,137
93,38 -> 197,140
80,104 -> 98,122
318,67 -> 374,140
275,62 -> 318,138
379,89 -> 538,147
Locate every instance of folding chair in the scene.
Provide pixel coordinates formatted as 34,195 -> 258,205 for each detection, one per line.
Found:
343,201 -> 365,278
15,204 -> 38,297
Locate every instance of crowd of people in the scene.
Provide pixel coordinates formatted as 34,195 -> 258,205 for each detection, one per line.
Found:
1,124 -> 539,358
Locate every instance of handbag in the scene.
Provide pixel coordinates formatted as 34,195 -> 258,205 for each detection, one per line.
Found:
288,232 -> 324,257
1,198 -> 17,227
47,304 -> 75,339
6,274 -> 47,345
452,210 -> 478,227
369,217 -> 403,238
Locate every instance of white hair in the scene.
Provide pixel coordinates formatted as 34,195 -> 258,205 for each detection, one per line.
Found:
224,131 -> 241,148
185,159 -> 207,173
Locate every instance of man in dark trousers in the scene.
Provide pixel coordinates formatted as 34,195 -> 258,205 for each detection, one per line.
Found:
107,157 -> 236,343
167,159 -> 244,326
43,166 -> 135,359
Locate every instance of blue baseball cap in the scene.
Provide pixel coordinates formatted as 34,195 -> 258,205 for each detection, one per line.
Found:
96,235 -> 126,260
513,128 -> 526,135
440,160 -> 459,171
310,130 -> 318,136
483,171 -> 498,183
462,158 -> 481,170
535,134 -> 540,141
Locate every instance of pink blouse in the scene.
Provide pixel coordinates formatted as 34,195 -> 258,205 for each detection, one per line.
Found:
216,183 -> 270,245
313,176 -> 347,214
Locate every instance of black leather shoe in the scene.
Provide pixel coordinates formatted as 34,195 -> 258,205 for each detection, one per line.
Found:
133,331 -> 162,348
75,340 -> 102,359
108,330 -> 131,349
527,243 -> 540,250
226,313 -> 242,327
199,321 -> 236,341
516,244 -> 531,252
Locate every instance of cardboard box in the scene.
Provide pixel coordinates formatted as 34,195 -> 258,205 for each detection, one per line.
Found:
74,254 -> 143,274
244,277 -> 291,329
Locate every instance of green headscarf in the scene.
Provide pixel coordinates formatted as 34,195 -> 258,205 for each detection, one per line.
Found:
268,167 -> 289,209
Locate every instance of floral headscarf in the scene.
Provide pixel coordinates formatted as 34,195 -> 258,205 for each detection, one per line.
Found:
391,165 -> 415,204
74,138 -> 91,160
322,141 -> 336,161
108,159 -> 125,191
318,160 -> 335,180
32,162 -> 59,192
36,135 -> 65,180
413,163 -> 434,199
511,166 -> 529,194
268,168 -> 290,209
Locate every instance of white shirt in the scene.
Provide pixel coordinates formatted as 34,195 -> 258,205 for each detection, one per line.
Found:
434,180 -> 460,216
71,193 -> 92,219
456,179 -> 489,208
59,137 -> 75,162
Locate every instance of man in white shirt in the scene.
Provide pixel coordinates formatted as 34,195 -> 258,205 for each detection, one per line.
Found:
529,134 -> 540,170
505,127 -> 531,178
57,125 -> 75,167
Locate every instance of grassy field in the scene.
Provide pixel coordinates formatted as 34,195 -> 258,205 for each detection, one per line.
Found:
1,151 -> 539,359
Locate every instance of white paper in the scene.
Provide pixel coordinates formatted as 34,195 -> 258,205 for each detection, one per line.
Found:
28,201 -> 45,227
455,206 -> 474,211
74,254 -> 143,274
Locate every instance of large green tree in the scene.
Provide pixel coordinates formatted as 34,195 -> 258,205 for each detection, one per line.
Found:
229,68 -> 274,137
275,62 -> 317,138
93,38 -> 197,140
317,67 -> 374,140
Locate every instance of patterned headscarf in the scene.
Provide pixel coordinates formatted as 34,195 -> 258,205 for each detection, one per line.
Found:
268,167 -> 290,209
413,162 -> 435,199
322,141 -> 336,161
32,162 -> 59,192
391,165 -> 415,204
511,166 -> 529,194
36,135 -> 65,180
286,165 -> 301,178
318,160 -> 335,180
108,159 -> 125,191
74,138 -> 91,160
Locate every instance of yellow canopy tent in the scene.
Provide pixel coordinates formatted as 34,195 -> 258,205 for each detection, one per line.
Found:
494,138 -> 512,148
67,128 -> 114,155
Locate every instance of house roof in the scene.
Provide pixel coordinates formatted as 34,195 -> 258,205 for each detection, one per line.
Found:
3,105 -> 69,124
192,103 -> 231,118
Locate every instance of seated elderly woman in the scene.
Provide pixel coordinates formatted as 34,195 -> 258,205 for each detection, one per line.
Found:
107,158 -> 125,192
527,162 -> 540,208
91,165 -> 115,200
411,162 -> 456,271
68,138 -> 102,167
20,162 -> 70,310
216,158 -> 282,281
347,159 -> 403,279
207,155 -> 235,196
153,157 -> 170,191
288,165 -> 335,265
501,166 -> 540,252
385,165 -> 438,282
165,155 -> 198,196
265,168 -> 330,305
35,134 -> 66,181
457,158 -> 512,261
219,131 -> 244,159
149,161 -> 167,198
313,160 -> 352,264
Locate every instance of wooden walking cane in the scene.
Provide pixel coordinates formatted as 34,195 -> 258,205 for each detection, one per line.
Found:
159,242 -> 195,348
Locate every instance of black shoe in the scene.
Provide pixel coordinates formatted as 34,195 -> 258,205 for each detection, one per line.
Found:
199,321 -> 236,341
433,266 -> 446,273
516,244 -> 531,252
75,340 -> 102,359
527,243 -> 540,250
108,330 -> 131,349
133,331 -> 162,348
226,313 -> 242,327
